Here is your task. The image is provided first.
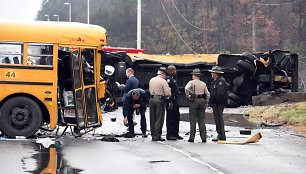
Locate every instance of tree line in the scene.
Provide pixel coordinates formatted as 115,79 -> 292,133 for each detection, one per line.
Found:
36,0 -> 305,54
37,0 -> 306,90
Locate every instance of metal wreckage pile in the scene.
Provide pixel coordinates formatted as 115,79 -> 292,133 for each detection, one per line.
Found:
101,49 -> 298,109
218,50 -> 298,107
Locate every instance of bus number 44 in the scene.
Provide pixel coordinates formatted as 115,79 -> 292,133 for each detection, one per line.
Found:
5,72 -> 16,78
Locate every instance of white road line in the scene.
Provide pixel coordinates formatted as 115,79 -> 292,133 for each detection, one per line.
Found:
158,141 -> 225,174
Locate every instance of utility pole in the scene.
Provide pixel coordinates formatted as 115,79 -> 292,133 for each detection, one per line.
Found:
137,0 -> 141,49
252,0 -> 256,52
87,0 -> 90,24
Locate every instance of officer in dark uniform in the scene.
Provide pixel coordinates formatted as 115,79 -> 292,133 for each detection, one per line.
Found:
165,65 -> 183,140
123,88 -> 149,138
208,66 -> 228,141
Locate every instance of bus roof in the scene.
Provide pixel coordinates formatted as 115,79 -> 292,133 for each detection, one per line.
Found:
127,53 -> 219,66
0,20 -> 106,47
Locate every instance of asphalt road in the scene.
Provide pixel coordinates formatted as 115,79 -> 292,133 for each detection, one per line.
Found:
0,107 -> 305,174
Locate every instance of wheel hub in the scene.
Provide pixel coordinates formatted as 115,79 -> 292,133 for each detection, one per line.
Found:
10,107 -> 31,128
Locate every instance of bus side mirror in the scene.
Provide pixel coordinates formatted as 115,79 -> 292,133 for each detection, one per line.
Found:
105,65 -> 115,76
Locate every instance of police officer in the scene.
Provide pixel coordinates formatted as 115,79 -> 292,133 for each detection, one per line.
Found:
123,88 -> 149,138
165,65 -> 183,140
185,68 -> 210,143
208,66 -> 228,141
149,67 -> 171,141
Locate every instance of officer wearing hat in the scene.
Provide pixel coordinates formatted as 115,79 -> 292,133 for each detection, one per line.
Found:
185,68 -> 210,143
149,67 -> 171,141
208,66 -> 228,141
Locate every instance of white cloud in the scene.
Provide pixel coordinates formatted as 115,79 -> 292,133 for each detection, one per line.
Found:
0,0 -> 43,21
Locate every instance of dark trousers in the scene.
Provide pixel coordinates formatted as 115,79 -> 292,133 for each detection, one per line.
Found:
188,98 -> 207,141
166,100 -> 180,138
212,104 -> 226,140
149,98 -> 165,140
127,107 -> 147,135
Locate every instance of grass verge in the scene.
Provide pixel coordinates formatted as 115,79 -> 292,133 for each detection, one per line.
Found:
248,101 -> 306,135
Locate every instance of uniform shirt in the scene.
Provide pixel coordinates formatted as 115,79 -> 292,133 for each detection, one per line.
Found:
209,76 -> 228,105
165,75 -> 179,98
149,76 -> 171,96
123,88 -> 148,116
185,79 -> 210,102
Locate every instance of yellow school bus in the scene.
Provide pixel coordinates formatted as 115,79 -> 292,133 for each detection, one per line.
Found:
0,20 -> 108,137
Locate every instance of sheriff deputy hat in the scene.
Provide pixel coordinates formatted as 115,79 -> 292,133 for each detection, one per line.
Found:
190,68 -> 202,75
208,66 -> 224,74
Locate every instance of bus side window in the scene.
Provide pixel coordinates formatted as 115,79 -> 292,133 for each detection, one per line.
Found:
28,44 -> 53,66
0,43 -> 23,64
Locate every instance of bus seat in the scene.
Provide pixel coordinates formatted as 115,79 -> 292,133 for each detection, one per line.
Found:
13,57 -> 19,64
40,57 -> 46,65
2,57 -> 11,64
46,57 -> 52,65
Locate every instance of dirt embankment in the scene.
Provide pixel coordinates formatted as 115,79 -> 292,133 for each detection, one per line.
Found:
249,92 -> 306,136
252,91 -> 306,106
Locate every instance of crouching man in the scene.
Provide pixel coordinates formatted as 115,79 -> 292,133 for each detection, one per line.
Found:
123,88 -> 149,138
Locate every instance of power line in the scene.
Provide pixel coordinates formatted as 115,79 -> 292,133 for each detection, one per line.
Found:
160,0 -> 197,54
255,0 -> 305,6
169,0 -> 220,31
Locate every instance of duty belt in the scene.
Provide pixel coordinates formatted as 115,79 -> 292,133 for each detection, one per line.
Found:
151,95 -> 164,99
195,94 -> 205,98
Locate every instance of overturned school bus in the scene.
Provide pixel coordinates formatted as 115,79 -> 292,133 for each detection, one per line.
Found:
101,48 -> 298,108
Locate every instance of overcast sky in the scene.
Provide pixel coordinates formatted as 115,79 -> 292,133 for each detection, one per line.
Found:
0,0 -> 43,21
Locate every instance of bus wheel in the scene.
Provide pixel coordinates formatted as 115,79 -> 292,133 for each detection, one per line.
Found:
0,97 -> 42,137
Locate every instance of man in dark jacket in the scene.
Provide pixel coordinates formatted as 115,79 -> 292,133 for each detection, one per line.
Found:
116,68 -> 139,102
123,88 -> 149,138
116,68 -> 139,126
209,66 -> 228,141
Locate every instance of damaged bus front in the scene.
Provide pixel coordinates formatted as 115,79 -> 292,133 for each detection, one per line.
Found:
0,20 -> 113,137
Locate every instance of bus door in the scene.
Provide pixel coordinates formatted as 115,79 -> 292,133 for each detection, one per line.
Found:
70,48 -> 100,129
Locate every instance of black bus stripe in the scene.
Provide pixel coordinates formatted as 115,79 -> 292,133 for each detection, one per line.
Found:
0,65 -> 53,70
0,81 -> 53,86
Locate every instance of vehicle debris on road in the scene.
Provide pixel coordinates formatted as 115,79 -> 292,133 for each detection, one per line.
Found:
217,132 -> 262,145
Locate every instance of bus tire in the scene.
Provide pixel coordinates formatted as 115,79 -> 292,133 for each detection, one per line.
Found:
237,59 -> 255,73
242,52 -> 258,61
0,97 -> 42,137
226,98 -> 240,108
228,92 -> 241,104
279,56 -> 290,69
233,74 -> 244,88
